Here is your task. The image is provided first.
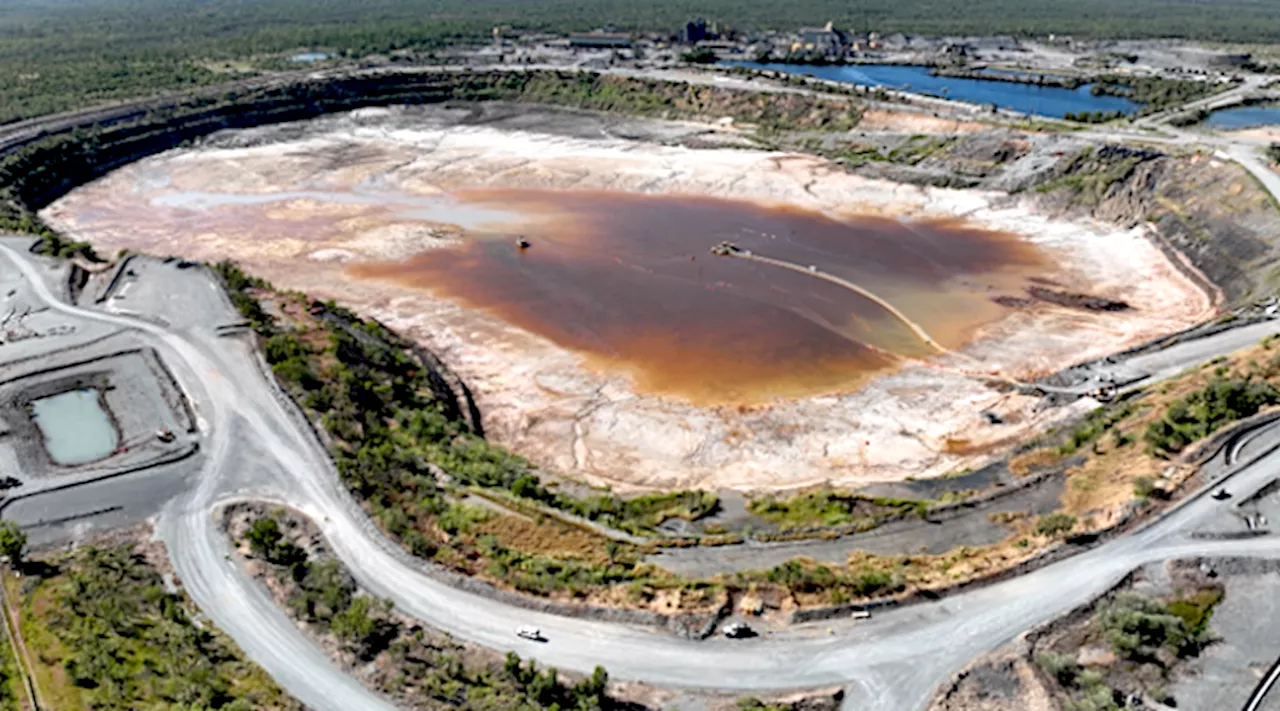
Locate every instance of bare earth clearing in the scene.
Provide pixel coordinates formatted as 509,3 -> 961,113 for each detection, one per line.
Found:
42,105 -> 1214,492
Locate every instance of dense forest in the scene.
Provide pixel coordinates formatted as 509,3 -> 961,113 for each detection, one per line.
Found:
2,0 -> 1280,123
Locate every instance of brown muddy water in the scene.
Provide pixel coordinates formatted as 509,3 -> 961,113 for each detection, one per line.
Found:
350,188 -> 1052,404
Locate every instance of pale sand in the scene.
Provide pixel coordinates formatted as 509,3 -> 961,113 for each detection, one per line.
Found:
1224,127 -> 1280,143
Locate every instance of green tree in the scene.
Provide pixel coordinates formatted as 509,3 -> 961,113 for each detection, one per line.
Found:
246,517 -> 284,558
331,595 -> 396,659
0,521 -> 27,567
1144,378 -> 1280,456
572,665 -> 609,708
331,596 -> 378,643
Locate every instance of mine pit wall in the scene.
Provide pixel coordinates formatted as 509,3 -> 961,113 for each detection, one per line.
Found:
4,69 -> 1273,313
1027,145 -> 1270,306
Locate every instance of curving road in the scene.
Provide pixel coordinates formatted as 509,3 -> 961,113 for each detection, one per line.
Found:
6,240 -> 1280,711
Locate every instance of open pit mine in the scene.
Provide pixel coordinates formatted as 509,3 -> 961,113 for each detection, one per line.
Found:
42,105 -> 1213,492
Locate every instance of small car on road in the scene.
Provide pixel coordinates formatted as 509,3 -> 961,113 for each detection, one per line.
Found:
516,625 -> 544,642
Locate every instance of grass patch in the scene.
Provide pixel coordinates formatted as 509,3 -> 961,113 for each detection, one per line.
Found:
0,608 -> 20,711
746,488 -> 930,530
886,136 -> 955,165
473,513 -> 613,562
1034,146 -> 1150,206
1166,587 -> 1224,639
7,572 -> 84,711
1034,512 -> 1077,537
1012,340 -> 1280,523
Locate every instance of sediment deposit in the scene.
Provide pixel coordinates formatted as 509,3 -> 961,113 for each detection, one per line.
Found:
42,105 -> 1215,491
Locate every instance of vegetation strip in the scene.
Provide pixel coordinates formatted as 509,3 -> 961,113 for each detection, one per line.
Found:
0,526 -> 29,711
226,504 -> 839,711
0,524 -> 299,711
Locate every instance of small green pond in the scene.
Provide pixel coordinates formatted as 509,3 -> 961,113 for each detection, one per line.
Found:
30,389 -> 118,466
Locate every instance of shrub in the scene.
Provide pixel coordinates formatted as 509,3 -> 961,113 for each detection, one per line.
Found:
1059,402 -> 1135,454
851,570 -> 893,596
1035,512 -> 1077,536
1037,651 -> 1080,686
330,595 -> 398,660
1111,429 -> 1134,448
1098,592 -> 1192,660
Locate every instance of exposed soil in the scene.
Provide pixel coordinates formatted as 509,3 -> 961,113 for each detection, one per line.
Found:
930,650 -> 1056,711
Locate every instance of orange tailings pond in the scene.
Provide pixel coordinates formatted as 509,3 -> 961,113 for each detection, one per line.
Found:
349,188 -> 1050,405
40,116 -> 1214,488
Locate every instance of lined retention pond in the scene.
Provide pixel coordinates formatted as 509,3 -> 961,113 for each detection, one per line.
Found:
30,389 -> 118,465
723,62 -> 1141,118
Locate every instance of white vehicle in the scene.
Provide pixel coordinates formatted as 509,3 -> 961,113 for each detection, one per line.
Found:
851,609 -> 871,620
723,621 -> 755,638
516,625 -> 544,641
